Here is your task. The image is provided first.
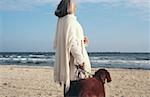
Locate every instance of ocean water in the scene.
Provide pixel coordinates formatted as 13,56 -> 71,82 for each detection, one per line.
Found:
0,52 -> 149,70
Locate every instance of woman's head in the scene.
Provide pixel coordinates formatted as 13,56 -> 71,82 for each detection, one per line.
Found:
55,0 -> 77,18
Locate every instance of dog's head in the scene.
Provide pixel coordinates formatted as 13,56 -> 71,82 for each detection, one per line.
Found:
93,69 -> 112,84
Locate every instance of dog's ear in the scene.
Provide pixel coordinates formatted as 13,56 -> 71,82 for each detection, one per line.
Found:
100,72 -> 106,84
106,71 -> 112,83
93,70 -> 101,81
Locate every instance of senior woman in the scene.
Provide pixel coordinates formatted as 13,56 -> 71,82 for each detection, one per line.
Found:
53,0 -> 91,96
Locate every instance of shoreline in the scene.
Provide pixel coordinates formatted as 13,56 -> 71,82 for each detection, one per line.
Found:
0,65 -> 150,97
0,64 -> 150,71
0,64 -> 54,69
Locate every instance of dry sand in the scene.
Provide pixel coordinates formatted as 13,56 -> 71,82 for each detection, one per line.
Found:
0,65 -> 150,97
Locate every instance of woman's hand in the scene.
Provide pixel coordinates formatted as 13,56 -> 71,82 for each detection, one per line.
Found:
75,62 -> 84,70
79,62 -> 84,70
84,36 -> 89,45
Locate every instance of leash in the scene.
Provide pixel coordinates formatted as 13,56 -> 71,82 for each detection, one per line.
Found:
75,65 -> 93,77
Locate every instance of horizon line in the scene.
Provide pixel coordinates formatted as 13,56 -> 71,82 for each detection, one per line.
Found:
0,51 -> 149,53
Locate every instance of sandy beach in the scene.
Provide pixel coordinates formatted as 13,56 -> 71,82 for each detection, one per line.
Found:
0,65 -> 150,97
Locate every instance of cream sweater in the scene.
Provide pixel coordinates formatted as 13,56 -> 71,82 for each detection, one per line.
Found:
53,14 -> 91,93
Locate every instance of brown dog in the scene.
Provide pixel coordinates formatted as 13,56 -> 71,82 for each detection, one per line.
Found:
65,69 -> 112,97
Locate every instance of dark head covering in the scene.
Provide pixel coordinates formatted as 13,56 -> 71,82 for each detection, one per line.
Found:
55,0 -> 70,18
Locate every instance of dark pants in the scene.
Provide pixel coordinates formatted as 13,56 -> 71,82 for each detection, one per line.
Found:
64,80 -> 79,97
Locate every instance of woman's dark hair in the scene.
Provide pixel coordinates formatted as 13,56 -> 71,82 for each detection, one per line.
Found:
55,0 -> 70,18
